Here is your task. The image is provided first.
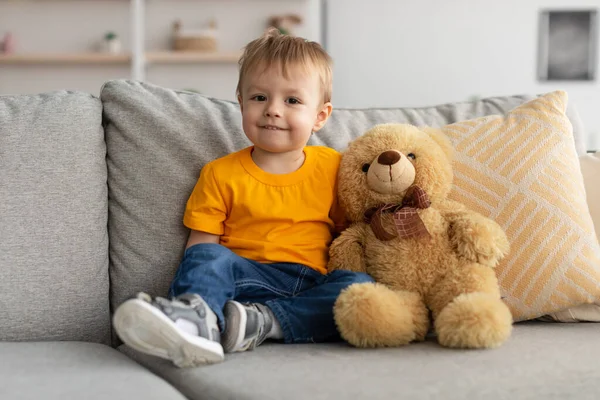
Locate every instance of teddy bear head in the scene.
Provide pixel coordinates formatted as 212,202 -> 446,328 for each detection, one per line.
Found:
338,123 -> 455,223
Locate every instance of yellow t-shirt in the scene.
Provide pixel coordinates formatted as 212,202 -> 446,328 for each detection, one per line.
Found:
183,146 -> 344,274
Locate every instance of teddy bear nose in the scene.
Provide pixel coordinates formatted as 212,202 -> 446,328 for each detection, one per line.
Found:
377,151 -> 401,166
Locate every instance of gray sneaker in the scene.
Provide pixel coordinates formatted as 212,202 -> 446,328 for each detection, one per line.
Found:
221,301 -> 274,353
113,292 -> 224,367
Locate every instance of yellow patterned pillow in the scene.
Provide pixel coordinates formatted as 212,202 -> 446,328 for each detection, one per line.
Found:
443,91 -> 600,321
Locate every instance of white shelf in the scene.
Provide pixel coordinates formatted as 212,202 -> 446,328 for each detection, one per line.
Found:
0,52 -> 241,65
0,0 -> 320,88
0,53 -> 131,65
146,51 -> 241,64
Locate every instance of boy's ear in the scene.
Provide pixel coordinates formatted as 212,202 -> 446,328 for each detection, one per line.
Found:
237,95 -> 243,112
312,102 -> 333,132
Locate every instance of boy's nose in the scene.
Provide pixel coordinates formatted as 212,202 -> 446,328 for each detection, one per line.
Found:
264,104 -> 281,118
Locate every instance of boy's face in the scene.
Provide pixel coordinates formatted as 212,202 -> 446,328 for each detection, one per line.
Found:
238,62 -> 332,155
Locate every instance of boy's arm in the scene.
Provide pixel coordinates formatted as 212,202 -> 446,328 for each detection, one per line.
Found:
329,150 -> 347,236
328,224 -> 367,273
186,230 -> 220,249
184,162 -> 228,245
330,202 -> 348,237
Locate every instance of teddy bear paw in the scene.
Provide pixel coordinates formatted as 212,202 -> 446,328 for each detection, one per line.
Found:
334,282 -> 427,348
452,220 -> 510,267
434,292 -> 513,349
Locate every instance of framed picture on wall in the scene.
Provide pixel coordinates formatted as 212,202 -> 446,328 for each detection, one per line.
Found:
538,9 -> 598,81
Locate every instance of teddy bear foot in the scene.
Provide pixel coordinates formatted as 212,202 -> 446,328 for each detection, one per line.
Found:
434,292 -> 513,349
334,282 -> 428,348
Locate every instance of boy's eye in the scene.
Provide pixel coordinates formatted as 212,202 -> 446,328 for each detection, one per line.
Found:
252,95 -> 267,101
362,163 -> 370,173
286,97 -> 300,104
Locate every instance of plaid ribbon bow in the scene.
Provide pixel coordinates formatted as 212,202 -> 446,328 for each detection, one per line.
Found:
364,186 -> 431,241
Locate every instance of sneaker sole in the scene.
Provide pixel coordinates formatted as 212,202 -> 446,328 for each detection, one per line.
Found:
221,301 -> 247,353
113,298 -> 224,367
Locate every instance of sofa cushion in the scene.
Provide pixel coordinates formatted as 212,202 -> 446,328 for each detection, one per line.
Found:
440,91 -> 600,321
542,152 -> 600,323
315,92 -> 587,156
0,91 -> 110,343
100,80 -> 588,322
121,322 -> 600,400
580,152 -> 600,240
0,342 -> 186,400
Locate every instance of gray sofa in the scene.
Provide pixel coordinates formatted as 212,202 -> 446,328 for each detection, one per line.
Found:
1,80 -> 598,400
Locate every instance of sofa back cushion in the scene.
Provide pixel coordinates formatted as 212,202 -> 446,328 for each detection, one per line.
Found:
101,80 -> 586,318
0,91 -> 110,344
101,81 -> 249,314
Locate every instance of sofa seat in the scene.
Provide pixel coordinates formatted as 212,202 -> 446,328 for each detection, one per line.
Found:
122,321 -> 600,400
0,342 -> 186,400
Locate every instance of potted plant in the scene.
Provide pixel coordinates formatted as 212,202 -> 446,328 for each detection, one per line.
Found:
103,31 -> 121,54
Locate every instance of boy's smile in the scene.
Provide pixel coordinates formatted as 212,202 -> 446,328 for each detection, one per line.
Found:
261,125 -> 285,131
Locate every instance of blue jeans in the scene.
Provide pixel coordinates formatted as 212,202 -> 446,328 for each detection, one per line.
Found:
169,243 -> 374,344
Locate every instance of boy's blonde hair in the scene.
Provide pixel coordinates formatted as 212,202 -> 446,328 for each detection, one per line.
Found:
236,29 -> 333,103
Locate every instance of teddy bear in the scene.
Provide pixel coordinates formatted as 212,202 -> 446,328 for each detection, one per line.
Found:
328,123 -> 513,349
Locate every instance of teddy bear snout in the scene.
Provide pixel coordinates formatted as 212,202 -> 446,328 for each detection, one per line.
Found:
367,150 -> 416,195
378,150 -> 401,165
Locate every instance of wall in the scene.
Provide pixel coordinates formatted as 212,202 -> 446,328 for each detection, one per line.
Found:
0,0 -> 318,100
326,0 -> 600,149
0,1 -> 131,95
143,0 -> 319,100
2,0 -> 599,148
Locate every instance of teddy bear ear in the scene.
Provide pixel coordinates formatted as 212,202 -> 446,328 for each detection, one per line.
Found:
418,126 -> 454,161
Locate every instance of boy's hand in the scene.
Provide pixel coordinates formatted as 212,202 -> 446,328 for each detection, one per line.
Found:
327,224 -> 367,273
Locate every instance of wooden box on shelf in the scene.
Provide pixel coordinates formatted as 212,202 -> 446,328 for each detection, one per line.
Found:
172,20 -> 217,52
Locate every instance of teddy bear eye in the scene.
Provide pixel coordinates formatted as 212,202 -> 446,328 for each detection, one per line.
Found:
407,153 -> 416,160
361,163 -> 370,172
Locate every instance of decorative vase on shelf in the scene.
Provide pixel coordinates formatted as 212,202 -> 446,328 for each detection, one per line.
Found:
102,31 -> 121,54
267,14 -> 302,36
1,32 -> 15,54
